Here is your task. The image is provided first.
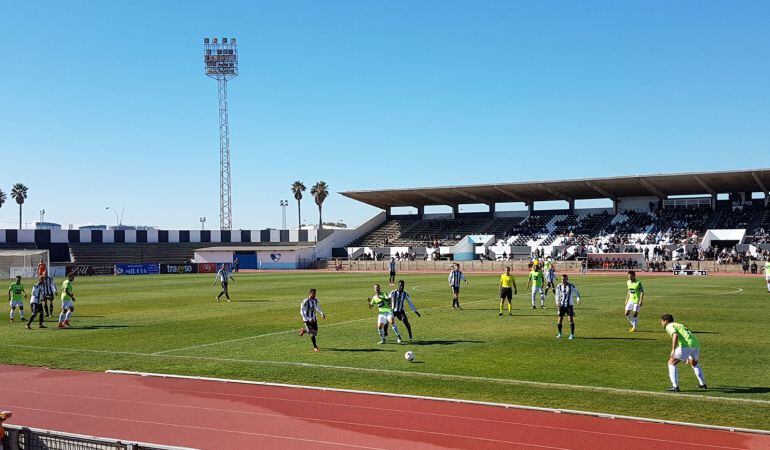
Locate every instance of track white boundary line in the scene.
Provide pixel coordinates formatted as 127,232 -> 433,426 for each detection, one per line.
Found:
4,343 -> 770,408
151,290 -> 496,355
108,370 -> 770,437
2,404 -> 383,450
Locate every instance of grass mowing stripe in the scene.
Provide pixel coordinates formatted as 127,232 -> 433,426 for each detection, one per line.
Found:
152,289 -> 496,355
4,343 -> 768,406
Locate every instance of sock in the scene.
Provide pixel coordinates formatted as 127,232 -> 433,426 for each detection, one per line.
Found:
499,303 -> 504,313
9,310 -> 13,320
541,294 -> 545,305
668,364 -> 679,388
531,293 -> 536,307
378,327 -> 385,340
392,323 -> 401,339
570,322 -> 575,335
693,364 -> 706,385
767,281 -> 770,292
58,311 -> 65,323
557,323 -> 563,333
625,315 -> 632,324
631,317 -> 638,328
19,308 -> 23,319
507,302 -> 511,313
64,310 -> 72,321
311,335 -> 317,349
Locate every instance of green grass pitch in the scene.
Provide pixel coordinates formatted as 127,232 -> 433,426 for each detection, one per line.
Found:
2,271 -> 769,430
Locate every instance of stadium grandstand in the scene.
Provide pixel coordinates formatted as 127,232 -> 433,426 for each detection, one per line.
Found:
341,168 -> 770,265
2,169 -> 770,276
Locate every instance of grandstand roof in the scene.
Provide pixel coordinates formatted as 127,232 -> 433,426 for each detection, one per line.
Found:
195,245 -> 314,252
341,168 -> 770,209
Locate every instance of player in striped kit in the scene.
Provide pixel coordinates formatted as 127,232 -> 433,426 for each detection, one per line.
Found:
26,276 -> 47,329
389,280 -> 421,340
298,289 -> 326,352
448,264 -> 468,309
555,274 -> 581,339
40,271 -> 57,317
213,264 -> 235,302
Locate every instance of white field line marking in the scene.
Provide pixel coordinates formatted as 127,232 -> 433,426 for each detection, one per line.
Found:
2,404 -> 384,450
4,343 -> 770,407
109,370 -> 770,438
1,384 -> 751,449
0,389 -> 567,450
151,290 -> 495,355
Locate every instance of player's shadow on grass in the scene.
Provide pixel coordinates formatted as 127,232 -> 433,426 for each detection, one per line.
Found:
707,386 -> 770,394
233,299 -> 272,303
409,339 -> 485,346
325,348 -> 395,353
69,325 -> 132,330
579,337 -> 655,341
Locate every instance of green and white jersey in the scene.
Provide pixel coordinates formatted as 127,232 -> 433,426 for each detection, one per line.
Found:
627,280 -> 643,303
665,322 -> 700,349
61,279 -> 74,301
8,282 -> 24,301
370,293 -> 392,314
528,270 -> 544,288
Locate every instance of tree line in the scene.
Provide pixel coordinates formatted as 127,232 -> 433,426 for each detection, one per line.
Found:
0,183 -> 29,229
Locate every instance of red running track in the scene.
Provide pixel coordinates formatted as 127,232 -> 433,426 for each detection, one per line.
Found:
1,365 -> 768,450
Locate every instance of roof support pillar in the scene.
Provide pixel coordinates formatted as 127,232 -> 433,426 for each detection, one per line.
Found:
528,202 -> 534,216
488,203 -> 496,217
452,204 -> 459,218
416,205 -> 425,218
568,199 -> 575,214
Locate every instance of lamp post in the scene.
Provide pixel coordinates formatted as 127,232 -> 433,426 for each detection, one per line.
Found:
200,217 -> 207,230
105,206 -> 120,228
280,200 -> 288,229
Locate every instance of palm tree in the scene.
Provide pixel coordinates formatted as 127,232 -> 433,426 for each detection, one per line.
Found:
291,181 -> 306,230
0,189 -> 6,210
310,181 -> 329,230
10,183 -> 28,230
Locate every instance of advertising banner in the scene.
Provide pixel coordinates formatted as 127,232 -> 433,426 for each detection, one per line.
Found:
65,265 -> 116,276
160,263 -> 198,274
198,263 -> 217,274
115,263 -> 160,276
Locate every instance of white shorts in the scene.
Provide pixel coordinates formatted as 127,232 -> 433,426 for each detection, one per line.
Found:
765,275 -> 770,282
625,301 -> 641,312
531,287 -> 543,294
377,313 -> 393,325
9,300 -> 23,308
673,347 -> 700,362
62,300 -> 75,310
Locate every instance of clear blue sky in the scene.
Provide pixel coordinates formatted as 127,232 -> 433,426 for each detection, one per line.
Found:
1,1 -> 769,230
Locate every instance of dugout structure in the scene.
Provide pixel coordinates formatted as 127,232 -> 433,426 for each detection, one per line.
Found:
0,249 -> 50,279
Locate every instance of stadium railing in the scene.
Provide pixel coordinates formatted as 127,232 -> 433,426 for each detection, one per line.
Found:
2,424 -> 194,450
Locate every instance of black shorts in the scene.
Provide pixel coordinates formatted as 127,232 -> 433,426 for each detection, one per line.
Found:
304,320 -> 318,335
31,303 -> 44,314
393,310 -> 407,321
221,281 -> 228,289
44,295 -> 54,301
389,271 -> 396,278
452,286 -> 460,294
500,287 -> 513,300
558,305 -> 574,317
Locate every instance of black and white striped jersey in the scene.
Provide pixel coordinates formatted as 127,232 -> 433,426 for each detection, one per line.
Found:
300,297 -> 325,321
389,289 -> 417,313
555,283 -> 581,307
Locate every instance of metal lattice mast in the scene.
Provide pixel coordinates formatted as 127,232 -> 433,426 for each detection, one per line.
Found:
204,37 -> 238,230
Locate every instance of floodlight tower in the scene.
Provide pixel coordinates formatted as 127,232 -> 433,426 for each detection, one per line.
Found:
204,37 -> 238,230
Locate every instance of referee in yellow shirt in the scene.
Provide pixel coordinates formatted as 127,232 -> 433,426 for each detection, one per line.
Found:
499,267 -> 518,316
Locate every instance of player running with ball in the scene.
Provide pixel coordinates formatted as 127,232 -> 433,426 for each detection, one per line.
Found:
299,289 -> 326,352
660,314 -> 707,392
624,271 -> 644,332
368,284 -> 402,344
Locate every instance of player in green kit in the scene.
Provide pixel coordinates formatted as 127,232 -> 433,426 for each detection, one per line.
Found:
58,273 -> 76,328
367,284 -> 402,344
624,271 -> 644,332
660,314 -> 707,392
8,275 -> 26,322
526,265 -> 545,309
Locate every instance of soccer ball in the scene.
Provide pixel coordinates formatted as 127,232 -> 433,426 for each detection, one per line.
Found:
404,351 -> 415,362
